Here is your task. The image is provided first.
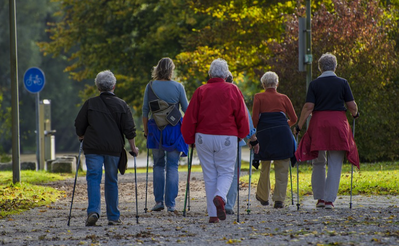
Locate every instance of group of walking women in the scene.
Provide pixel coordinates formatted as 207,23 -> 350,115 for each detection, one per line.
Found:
76,53 -> 359,226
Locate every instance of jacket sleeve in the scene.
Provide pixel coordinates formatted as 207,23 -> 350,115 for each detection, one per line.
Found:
285,96 -> 298,127
234,88 -> 250,139
74,100 -> 89,137
121,104 -> 137,140
181,89 -> 200,144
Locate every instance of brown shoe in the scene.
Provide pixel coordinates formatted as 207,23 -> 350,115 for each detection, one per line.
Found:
209,217 -> 219,223
213,196 -> 226,220
256,194 -> 269,206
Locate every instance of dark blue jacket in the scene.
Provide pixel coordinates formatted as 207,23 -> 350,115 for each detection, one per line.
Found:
254,112 -> 296,165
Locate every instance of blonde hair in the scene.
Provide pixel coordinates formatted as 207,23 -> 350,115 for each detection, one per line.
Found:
152,57 -> 175,80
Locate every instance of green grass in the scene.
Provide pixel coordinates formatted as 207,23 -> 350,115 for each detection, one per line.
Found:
240,161 -> 399,196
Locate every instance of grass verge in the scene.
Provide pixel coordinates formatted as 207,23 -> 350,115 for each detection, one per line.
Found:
0,171 -> 74,219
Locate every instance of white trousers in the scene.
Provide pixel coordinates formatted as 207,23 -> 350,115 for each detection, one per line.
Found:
312,150 -> 345,202
195,133 -> 237,217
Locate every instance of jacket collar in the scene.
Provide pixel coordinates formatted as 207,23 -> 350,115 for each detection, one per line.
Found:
318,71 -> 337,78
100,91 -> 115,96
207,77 -> 226,83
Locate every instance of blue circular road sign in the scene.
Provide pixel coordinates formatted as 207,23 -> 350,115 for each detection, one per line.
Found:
23,67 -> 45,93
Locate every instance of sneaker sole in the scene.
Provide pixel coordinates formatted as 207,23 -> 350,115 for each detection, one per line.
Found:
108,221 -> 123,225
86,214 -> 99,226
316,204 -> 325,208
213,197 -> 226,221
152,207 -> 164,211
325,205 -> 334,209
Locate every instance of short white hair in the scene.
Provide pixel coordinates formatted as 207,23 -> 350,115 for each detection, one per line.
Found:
318,53 -> 337,72
208,58 -> 229,79
260,71 -> 279,87
95,70 -> 116,92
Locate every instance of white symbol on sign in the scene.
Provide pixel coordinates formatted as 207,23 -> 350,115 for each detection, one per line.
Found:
26,74 -> 43,86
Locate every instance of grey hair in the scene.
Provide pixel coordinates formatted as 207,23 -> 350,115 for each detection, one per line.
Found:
95,70 -> 116,92
260,71 -> 279,87
208,58 -> 229,79
318,53 -> 337,72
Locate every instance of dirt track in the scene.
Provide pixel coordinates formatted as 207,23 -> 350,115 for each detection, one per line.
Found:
1,171 -> 398,245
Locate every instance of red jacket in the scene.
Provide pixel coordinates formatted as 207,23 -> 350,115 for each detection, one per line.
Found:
181,78 -> 249,144
295,111 -> 360,169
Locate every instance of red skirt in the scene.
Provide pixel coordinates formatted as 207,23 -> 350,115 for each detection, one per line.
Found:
295,111 -> 359,169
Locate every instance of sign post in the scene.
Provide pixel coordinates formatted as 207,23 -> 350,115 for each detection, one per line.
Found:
24,67 -> 45,170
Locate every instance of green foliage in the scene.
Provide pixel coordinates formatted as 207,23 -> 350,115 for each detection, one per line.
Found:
0,1 -> 87,153
37,0 -> 399,161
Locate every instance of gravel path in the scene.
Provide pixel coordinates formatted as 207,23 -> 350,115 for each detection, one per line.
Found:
1,172 -> 398,245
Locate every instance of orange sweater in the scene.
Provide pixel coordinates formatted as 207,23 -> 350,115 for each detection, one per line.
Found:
252,88 -> 297,128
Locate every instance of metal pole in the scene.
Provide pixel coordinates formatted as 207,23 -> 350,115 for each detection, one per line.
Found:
9,0 -> 20,183
36,93 -> 40,170
305,0 -> 312,129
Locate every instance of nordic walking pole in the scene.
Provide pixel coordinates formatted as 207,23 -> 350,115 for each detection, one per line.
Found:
236,139 -> 240,223
129,151 -> 139,224
350,118 -> 356,209
188,146 -> 193,212
246,148 -> 253,215
295,134 -> 300,211
144,148 -> 149,213
183,145 -> 194,217
289,160 -> 294,206
67,140 -> 83,226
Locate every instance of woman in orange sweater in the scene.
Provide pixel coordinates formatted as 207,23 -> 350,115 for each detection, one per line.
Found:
252,71 -> 297,209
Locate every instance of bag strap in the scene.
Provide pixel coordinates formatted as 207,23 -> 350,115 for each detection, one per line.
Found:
148,81 -> 176,107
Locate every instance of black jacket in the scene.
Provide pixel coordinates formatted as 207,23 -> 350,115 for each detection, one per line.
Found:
75,92 -> 136,156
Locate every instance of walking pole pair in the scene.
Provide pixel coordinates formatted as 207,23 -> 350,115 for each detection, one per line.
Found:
67,140 -> 83,226
350,118 -> 356,209
183,145 -> 194,217
129,151 -> 140,224
246,149 -> 253,215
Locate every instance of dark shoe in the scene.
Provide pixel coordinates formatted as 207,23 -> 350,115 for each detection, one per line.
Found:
85,212 -> 99,226
209,217 -> 219,223
325,202 -> 334,209
274,201 -> 284,209
225,209 -> 235,215
316,199 -> 325,208
256,194 -> 269,206
151,202 -> 164,211
108,219 -> 123,225
213,196 -> 226,221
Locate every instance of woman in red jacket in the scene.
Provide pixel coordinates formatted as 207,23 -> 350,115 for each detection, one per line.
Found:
181,58 -> 249,223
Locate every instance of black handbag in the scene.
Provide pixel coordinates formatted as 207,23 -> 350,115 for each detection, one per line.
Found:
118,149 -> 128,175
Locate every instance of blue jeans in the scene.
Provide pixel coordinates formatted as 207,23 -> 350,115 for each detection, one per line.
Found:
226,147 -> 242,210
152,149 -> 180,208
85,154 -> 120,221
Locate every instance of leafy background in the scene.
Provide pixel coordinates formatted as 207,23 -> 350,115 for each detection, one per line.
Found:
1,0 -> 399,162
